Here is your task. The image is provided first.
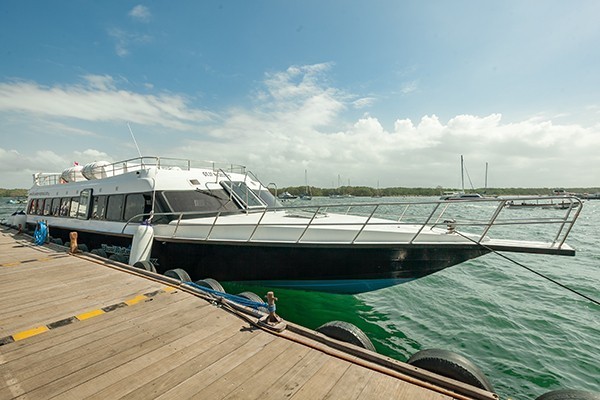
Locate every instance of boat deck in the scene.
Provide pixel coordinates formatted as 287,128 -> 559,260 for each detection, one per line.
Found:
0,227 -> 497,400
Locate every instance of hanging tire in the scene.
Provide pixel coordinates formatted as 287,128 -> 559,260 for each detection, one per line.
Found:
535,390 -> 600,400
78,243 -> 89,253
108,254 -> 128,263
90,248 -> 108,258
316,321 -> 376,352
133,260 -> 157,273
236,291 -> 267,312
194,278 -> 225,292
164,268 -> 191,282
51,237 -> 63,245
407,348 -> 494,392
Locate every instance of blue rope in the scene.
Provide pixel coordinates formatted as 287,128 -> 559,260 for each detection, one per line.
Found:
185,281 -> 269,310
33,221 -> 48,246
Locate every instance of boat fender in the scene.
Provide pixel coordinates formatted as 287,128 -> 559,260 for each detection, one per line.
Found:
194,278 -> 225,292
128,222 -> 154,265
133,260 -> 157,273
90,248 -> 108,258
535,390 -> 600,400
316,321 -> 376,352
108,254 -> 128,263
407,348 -> 494,392
164,268 -> 191,282
14,212 -> 26,233
236,292 -> 267,312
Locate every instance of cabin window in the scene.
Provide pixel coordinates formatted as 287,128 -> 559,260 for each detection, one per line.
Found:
105,194 -> 124,221
50,198 -> 61,216
69,197 -> 79,218
42,199 -> 52,215
91,196 -> 107,220
77,189 -> 92,220
221,181 -> 265,209
162,190 -> 239,215
59,198 -> 70,217
124,193 -> 151,222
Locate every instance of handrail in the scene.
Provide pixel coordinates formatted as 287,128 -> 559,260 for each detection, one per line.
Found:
118,196 -> 581,250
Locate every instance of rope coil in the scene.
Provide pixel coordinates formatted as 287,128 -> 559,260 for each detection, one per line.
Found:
33,221 -> 48,246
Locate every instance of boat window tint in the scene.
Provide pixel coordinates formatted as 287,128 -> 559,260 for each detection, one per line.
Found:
221,181 -> 265,208
106,194 -> 124,221
91,196 -> 107,220
77,189 -> 92,220
59,198 -> 70,217
124,193 -> 150,222
69,197 -> 79,218
162,189 -> 239,214
43,198 -> 52,216
50,198 -> 61,216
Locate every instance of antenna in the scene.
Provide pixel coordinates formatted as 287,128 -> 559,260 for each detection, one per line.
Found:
127,122 -> 143,158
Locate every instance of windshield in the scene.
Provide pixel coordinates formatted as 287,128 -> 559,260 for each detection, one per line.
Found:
162,189 -> 239,214
221,181 -> 266,209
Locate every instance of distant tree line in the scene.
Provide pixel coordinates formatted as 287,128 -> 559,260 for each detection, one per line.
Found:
1,186 -> 599,198
275,186 -> 600,197
0,188 -> 28,197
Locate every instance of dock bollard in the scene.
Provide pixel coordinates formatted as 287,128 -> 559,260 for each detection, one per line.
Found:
69,232 -> 79,254
258,291 -> 286,332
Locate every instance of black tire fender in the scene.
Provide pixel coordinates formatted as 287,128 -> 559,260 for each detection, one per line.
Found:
164,268 -> 191,282
236,291 -> 267,312
535,390 -> 600,400
133,260 -> 157,273
407,348 -> 494,392
194,278 -> 225,292
316,321 -> 376,352
90,248 -> 108,258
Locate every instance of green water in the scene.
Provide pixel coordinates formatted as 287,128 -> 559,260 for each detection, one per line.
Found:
2,197 -> 598,399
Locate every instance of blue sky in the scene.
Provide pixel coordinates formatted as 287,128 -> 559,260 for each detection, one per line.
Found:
1,1 -> 599,189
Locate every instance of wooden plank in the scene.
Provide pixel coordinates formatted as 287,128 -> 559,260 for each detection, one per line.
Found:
153,331 -> 277,399
83,317 -> 245,400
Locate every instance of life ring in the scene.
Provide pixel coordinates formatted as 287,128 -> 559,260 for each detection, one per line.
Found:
407,348 -> 494,392
316,321 -> 376,352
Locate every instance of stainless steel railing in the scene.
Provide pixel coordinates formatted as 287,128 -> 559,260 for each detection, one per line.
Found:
123,196 -> 582,249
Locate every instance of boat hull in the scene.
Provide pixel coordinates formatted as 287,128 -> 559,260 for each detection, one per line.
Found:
34,224 -> 488,294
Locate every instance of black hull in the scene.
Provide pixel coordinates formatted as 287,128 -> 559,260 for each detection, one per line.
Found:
35,224 -> 489,293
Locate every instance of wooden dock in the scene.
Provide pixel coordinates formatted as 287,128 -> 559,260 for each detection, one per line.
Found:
0,227 -> 498,400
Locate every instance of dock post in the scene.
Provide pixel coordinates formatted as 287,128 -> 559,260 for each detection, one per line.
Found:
258,291 -> 286,332
69,231 -> 79,254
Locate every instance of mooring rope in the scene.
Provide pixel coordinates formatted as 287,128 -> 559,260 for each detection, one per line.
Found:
455,231 -> 600,307
185,281 -> 269,310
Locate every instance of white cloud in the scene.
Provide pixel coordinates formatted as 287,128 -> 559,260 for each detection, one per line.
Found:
129,5 -> 151,23
108,27 -> 151,57
1,65 -> 599,189
0,77 -> 214,130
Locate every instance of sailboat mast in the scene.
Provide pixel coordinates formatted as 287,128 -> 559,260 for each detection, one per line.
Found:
460,155 -> 465,192
485,162 -> 488,191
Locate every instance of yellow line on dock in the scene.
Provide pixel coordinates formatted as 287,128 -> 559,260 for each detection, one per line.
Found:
0,286 -> 176,346
76,309 -> 106,321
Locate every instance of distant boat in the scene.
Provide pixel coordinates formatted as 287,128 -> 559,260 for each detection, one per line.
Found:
506,198 -> 580,210
299,170 -> 312,200
441,155 -> 490,200
278,191 -> 297,200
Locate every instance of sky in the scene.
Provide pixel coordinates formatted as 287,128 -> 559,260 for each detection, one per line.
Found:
1,1 -> 599,190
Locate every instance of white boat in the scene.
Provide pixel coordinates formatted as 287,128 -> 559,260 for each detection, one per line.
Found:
22,156 -> 582,294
